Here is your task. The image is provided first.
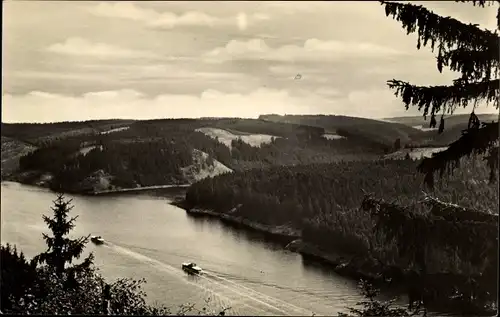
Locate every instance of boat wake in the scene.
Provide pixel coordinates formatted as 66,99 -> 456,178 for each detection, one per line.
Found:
101,242 -> 314,316
202,269 -> 313,315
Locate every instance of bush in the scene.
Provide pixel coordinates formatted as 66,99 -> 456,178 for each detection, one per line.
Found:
338,280 -> 424,317
6,265 -> 170,315
0,244 -> 37,313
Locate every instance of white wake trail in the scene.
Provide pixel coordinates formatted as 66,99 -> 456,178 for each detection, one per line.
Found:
102,243 -> 267,315
203,270 -> 313,315
197,273 -> 291,315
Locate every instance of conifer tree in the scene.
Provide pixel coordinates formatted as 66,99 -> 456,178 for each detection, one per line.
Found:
380,0 -> 499,187
32,193 -> 94,277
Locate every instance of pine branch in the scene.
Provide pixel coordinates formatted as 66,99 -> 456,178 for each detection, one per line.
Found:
387,79 -> 499,117
455,0 -> 500,8
421,192 -> 498,222
381,1 -> 499,52
455,0 -> 500,30
438,47 -> 499,82
418,121 -> 499,187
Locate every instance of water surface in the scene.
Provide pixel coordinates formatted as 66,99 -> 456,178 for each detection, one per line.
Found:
1,181 -> 370,315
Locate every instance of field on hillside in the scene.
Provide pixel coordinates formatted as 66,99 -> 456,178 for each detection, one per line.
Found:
195,127 -> 279,148
1,137 -> 37,179
385,113 -> 498,128
2,116 -> 399,191
259,114 -> 427,148
1,120 -> 135,146
383,146 -> 449,160
385,113 -> 499,147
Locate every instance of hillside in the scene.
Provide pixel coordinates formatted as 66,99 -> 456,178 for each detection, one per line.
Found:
1,120 -> 136,146
384,113 -> 499,146
3,114 -> 475,194
259,114 -> 427,149
185,157 -> 497,233
1,116 -> 392,193
384,113 -> 498,129
1,137 -> 37,180
184,156 -> 498,312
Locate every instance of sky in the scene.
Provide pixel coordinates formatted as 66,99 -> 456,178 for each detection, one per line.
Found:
2,1 -> 498,123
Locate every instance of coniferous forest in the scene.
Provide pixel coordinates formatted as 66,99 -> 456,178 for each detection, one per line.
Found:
2,1 -> 499,316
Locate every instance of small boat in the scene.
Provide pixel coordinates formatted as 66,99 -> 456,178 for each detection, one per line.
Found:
91,236 -> 105,245
182,262 -> 202,275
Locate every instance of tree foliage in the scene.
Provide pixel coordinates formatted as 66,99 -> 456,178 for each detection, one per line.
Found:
380,0 -> 499,187
31,194 -> 94,277
361,194 -> 497,314
338,280 -> 425,317
0,244 -> 38,313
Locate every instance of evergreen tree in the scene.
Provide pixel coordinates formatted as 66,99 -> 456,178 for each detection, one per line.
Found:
394,138 -> 401,151
32,194 -> 94,277
380,0 -> 499,187
0,244 -> 37,312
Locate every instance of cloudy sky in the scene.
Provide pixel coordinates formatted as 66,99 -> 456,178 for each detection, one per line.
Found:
2,1 -> 498,123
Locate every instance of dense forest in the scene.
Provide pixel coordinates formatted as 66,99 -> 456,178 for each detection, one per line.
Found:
185,156 -> 498,313
1,120 -> 135,146
259,114 -> 427,147
10,117 -> 396,191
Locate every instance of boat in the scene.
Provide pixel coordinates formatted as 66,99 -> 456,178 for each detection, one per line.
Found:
182,262 -> 202,275
90,235 -> 105,245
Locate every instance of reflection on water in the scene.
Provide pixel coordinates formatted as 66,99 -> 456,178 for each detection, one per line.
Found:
2,181 -> 365,316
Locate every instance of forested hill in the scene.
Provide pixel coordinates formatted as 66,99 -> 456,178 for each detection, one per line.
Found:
384,113 -> 499,146
2,115 -> 436,193
259,114 -> 427,148
184,156 -> 498,311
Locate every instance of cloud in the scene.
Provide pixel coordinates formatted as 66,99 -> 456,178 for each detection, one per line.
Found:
205,38 -> 407,63
87,2 -> 269,31
147,11 -> 220,29
46,37 -> 158,59
3,86 -> 495,123
4,63 -> 257,97
314,87 -> 342,97
2,88 -> 307,123
260,2 -> 322,14
237,13 -> 248,31
87,2 -> 158,21
149,11 -> 269,31
14,63 -> 252,83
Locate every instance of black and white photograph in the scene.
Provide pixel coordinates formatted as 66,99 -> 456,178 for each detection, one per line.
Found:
1,0 -> 499,316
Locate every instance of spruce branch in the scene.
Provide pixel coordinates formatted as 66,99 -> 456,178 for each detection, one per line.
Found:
387,79 -> 499,117
438,47 -> 499,82
417,121 -> 499,187
380,1 -> 499,52
455,0 -> 500,30
455,0 -> 500,7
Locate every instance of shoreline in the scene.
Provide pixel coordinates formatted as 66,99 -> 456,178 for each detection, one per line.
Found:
174,202 -> 497,316
179,206 -> 301,240
3,180 -> 495,316
173,204 -> 382,281
1,176 -> 190,198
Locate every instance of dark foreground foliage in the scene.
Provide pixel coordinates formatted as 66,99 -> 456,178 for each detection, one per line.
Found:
338,280 -> 425,317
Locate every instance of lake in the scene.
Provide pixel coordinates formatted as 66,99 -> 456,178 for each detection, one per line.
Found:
0,181 -> 371,316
